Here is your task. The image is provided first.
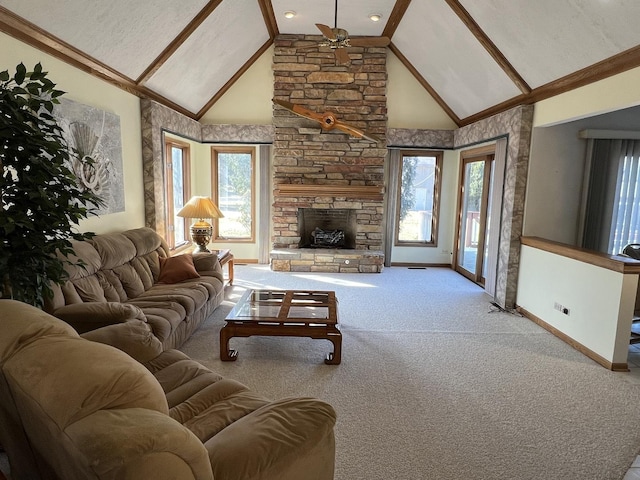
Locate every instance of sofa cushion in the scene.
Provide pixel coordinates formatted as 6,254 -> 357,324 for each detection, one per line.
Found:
81,320 -> 163,363
145,350 -> 271,438
126,300 -> 187,343
71,276 -> 108,303
123,227 -> 168,257
206,398 -> 336,480
63,240 -> 102,279
159,255 -> 201,284
134,283 -> 209,316
54,302 -> 147,333
90,232 -> 137,270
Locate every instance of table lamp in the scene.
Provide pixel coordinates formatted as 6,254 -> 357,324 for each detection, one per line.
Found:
177,196 -> 224,253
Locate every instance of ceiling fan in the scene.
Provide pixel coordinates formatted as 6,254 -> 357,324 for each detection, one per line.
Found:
273,99 -> 381,144
314,0 -> 390,65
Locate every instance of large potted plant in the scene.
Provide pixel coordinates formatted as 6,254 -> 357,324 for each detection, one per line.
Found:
0,62 -> 103,307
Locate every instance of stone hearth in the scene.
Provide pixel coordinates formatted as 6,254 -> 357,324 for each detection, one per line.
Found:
271,249 -> 384,273
270,34 -> 387,272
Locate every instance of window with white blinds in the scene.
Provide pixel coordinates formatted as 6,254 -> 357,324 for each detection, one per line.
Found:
582,138 -> 640,254
609,140 -> 640,254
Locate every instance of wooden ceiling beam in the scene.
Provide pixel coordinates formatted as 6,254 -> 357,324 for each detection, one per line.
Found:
258,0 -> 279,39
444,0 -> 531,95
389,43 -> 462,127
136,0 -> 223,85
528,44 -> 640,104
383,0 -> 411,39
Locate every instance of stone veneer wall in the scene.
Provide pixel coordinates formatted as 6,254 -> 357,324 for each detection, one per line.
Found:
140,99 -> 202,234
454,104 -> 534,310
141,98 -> 272,235
271,34 -> 388,251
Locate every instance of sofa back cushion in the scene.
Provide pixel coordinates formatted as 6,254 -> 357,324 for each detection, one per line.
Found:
46,228 -> 171,312
0,300 -> 169,479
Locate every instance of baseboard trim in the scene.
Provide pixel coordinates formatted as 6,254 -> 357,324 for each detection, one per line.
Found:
233,259 -> 258,264
516,306 -> 629,372
390,263 -> 452,268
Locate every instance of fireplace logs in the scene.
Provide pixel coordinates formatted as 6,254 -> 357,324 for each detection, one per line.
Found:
311,227 -> 345,248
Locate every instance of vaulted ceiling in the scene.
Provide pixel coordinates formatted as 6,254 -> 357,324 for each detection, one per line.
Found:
2,0 -> 640,127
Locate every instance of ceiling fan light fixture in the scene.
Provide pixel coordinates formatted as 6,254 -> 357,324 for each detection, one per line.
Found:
369,13 -> 382,22
284,11 -> 296,19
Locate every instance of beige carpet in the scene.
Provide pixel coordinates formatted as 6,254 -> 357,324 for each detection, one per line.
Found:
181,264 -> 640,480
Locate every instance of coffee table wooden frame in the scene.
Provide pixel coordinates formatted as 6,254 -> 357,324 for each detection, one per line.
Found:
220,289 -> 341,364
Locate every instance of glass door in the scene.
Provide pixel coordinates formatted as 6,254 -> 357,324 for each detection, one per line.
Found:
456,153 -> 494,285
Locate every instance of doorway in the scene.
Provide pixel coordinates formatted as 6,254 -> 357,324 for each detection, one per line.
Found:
455,147 -> 495,286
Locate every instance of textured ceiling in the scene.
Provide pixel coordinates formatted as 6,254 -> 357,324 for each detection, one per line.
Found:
1,0 -> 640,126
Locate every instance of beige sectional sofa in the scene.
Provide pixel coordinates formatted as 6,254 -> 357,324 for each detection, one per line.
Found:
0,300 -> 337,479
45,227 -> 224,349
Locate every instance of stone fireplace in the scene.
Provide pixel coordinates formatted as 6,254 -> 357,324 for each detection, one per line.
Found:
269,34 -> 387,273
298,208 -> 356,249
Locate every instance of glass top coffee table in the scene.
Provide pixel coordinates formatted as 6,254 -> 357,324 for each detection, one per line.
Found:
220,289 -> 341,364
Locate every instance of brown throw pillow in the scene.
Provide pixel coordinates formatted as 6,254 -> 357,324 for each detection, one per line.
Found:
158,254 -> 200,284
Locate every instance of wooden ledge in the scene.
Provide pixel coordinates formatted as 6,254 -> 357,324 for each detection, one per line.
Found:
274,184 -> 385,200
520,236 -> 640,274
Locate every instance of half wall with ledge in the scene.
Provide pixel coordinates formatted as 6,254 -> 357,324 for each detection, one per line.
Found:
516,236 -> 640,371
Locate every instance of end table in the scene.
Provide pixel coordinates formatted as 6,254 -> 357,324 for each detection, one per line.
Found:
216,249 -> 234,286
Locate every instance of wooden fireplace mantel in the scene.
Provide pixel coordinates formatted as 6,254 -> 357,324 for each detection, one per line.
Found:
274,184 -> 385,200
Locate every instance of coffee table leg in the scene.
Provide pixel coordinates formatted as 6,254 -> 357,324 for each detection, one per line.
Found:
324,329 -> 342,365
220,325 -> 238,361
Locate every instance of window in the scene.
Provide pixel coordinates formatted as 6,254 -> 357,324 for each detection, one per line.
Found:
582,139 -> 640,254
212,146 -> 255,242
395,151 -> 443,246
164,138 -> 191,250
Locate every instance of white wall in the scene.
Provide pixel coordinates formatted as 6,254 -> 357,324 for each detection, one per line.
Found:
517,245 -> 636,365
386,51 -> 458,130
1,32 -> 145,234
534,66 -> 640,128
200,46 -> 274,125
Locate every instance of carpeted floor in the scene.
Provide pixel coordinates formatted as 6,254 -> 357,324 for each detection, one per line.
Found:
181,264 -> 640,480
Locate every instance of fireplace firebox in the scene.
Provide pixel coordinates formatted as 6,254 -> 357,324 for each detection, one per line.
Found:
298,208 -> 356,249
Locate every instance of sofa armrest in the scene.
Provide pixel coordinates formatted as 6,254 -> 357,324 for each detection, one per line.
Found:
53,302 -> 147,334
66,409 -> 213,480
192,252 -> 224,282
81,320 -> 163,363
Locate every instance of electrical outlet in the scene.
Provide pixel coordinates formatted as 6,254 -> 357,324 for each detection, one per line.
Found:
554,302 -> 570,315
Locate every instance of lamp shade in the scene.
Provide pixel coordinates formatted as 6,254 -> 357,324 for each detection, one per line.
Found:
177,196 -> 224,219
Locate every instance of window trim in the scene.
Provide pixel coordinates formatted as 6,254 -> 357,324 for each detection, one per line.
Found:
164,138 -> 191,250
394,150 -> 443,247
211,146 -> 256,243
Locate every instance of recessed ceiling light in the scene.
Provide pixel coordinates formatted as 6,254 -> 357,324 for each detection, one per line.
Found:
284,11 -> 296,19
369,14 -> 382,22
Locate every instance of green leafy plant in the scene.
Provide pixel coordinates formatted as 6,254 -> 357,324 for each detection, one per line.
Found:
0,62 -> 104,307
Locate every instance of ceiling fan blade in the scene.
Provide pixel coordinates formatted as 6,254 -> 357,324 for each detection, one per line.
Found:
334,120 -> 382,144
316,23 -> 337,40
349,36 -> 391,47
273,99 -> 324,124
274,99 -> 380,143
334,47 -> 351,65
